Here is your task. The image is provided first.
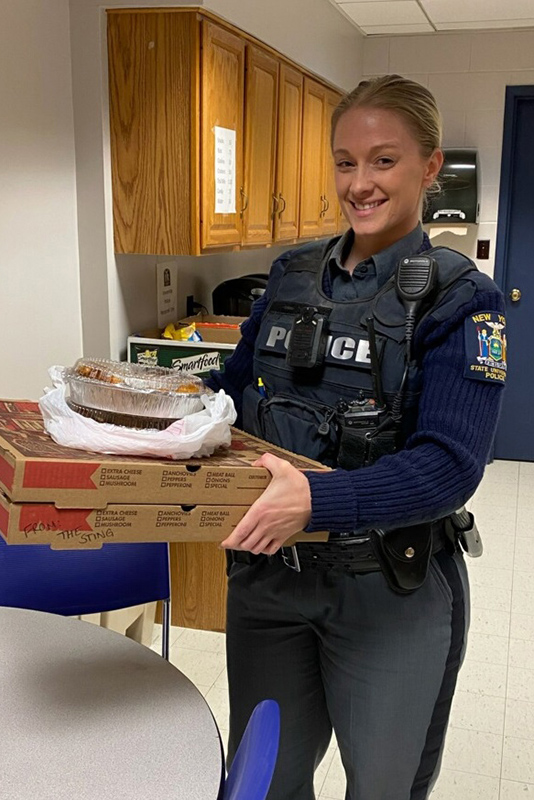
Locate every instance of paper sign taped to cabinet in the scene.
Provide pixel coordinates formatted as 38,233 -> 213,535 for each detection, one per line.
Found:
214,126 -> 236,214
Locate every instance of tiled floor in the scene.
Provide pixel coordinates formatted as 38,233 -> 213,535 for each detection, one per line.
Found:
150,459 -> 534,799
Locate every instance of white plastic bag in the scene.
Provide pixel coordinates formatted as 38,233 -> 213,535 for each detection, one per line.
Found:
39,367 -> 237,459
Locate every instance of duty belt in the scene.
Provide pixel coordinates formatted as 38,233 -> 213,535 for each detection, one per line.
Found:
230,518 -> 454,576
230,512 -> 473,594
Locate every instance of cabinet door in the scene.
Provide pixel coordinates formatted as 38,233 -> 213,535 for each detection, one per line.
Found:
201,21 -> 245,249
274,64 -> 303,242
108,12 -> 197,255
242,45 -> 279,246
299,78 -> 326,239
322,90 -> 342,235
168,543 -> 227,631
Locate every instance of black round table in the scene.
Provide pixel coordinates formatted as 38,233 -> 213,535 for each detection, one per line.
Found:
0,607 -> 223,799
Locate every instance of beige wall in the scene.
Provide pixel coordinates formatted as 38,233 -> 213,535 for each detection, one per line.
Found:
363,29 -> 534,279
0,0 -> 82,399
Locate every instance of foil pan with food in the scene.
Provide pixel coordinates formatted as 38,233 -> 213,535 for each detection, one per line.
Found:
64,358 -> 212,428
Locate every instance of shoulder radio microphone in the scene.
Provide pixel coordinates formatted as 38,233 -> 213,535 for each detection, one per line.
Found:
395,256 -> 438,360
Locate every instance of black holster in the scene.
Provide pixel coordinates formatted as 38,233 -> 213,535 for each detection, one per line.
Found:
370,522 -> 434,594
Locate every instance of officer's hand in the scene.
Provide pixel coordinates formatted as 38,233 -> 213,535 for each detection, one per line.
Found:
220,452 -> 312,555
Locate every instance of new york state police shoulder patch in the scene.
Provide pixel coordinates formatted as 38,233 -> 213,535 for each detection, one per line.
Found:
464,310 -> 507,384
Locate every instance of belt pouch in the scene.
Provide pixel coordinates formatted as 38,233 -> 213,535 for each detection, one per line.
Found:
337,426 -> 367,470
365,430 -> 398,465
370,523 -> 433,594
337,426 -> 397,470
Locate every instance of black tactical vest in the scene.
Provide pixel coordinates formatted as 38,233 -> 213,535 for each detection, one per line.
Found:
242,238 -> 476,467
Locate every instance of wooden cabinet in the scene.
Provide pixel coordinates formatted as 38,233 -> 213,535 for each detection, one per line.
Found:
299,79 -> 326,239
169,543 -> 227,631
202,36 -> 279,249
274,64 -> 303,242
201,27 -> 281,249
299,79 -> 344,239
108,9 -> 345,256
323,89 -> 342,235
108,11 -> 198,255
242,45 -> 279,246
201,21 -> 245,249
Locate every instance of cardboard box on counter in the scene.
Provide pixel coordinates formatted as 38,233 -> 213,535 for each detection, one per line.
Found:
0,400 -> 330,548
128,314 -> 245,375
0,491 -> 327,549
178,314 -> 245,345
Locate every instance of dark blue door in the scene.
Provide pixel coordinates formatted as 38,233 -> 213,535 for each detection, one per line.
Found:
494,87 -> 534,461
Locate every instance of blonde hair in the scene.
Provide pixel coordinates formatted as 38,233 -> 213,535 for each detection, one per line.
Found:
331,74 -> 443,200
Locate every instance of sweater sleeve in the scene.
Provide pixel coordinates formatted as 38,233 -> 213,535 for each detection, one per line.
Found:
205,250 -> 293,423
305,288 -> 506,533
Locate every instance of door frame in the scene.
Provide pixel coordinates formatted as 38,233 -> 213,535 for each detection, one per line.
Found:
493,85 -> 534,291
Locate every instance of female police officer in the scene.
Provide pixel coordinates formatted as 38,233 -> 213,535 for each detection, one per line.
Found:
209,75 -> 506,799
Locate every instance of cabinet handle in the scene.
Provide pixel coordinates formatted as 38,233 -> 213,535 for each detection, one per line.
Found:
240,187 -> 249,218
320,195 -> 326,218
324,196 -> 330,213
271,193 -> 279,220
278,193 -> 287,217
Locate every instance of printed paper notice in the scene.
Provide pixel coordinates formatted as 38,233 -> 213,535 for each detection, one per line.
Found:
214,126 -> 236,214
156,262 -> 178,329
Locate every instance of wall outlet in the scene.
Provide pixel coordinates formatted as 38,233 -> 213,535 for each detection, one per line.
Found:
477,239 -> 490,259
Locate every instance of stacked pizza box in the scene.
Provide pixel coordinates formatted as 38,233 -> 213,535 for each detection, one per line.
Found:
0,401 -> 328,550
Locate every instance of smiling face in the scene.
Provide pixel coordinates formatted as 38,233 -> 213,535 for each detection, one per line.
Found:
332,106 -> 443,257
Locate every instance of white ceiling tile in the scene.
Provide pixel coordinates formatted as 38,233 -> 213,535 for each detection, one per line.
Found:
332,0 -> 534,36
435,19 -> 534,30
340,2 -> 428,26
422,0 -> 534,24
362,23 -> 434,34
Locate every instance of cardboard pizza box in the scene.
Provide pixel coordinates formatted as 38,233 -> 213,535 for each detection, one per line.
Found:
0,400 -> 329,509
0,490 -> 327,549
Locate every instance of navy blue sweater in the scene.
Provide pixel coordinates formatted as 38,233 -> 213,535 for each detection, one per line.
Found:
208,245 -> 505,534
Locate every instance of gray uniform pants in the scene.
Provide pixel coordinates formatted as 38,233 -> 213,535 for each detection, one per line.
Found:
226,550 -> 469,800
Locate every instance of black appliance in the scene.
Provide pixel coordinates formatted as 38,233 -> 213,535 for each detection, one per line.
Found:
212,274 -> 269,316
423,148 -> 479,224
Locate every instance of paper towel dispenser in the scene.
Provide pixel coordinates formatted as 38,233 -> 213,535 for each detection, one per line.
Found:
423,148 -> 479,224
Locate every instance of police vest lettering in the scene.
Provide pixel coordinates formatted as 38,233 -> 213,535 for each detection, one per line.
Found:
265,324 -> 371,366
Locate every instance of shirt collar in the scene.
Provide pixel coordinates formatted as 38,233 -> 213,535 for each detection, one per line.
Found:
328,228 -> 354,271
328,223 -> 425,285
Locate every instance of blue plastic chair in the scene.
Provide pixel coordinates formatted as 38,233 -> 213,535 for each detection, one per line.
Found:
0,538 -> 171,658
223,699 -> 280,800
